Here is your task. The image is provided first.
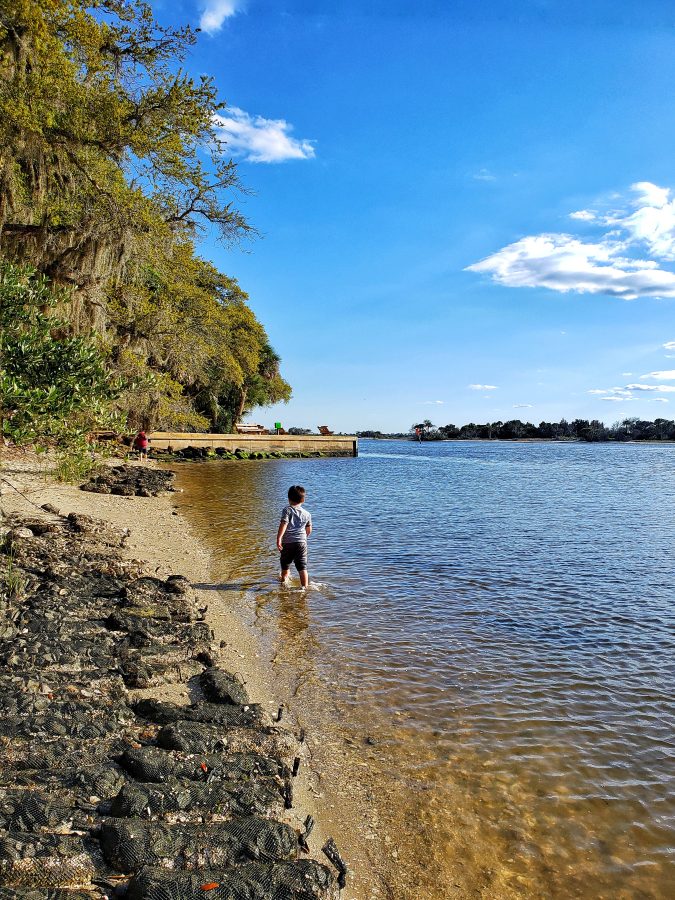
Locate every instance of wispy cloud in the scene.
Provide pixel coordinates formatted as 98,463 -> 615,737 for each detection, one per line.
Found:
423,400 -> 444,405
640,369 -> 675,380
213,108 -> 315,163
473,168 -> 496,182
589,386 -> 633,397
651,397 -> 669,402
466,182 -> 675,299
626,383 -> 675,392
589,379 -> 675,401
200,0 -> 244,34
662,341 -> 675,350
602,396 -> 630,402
513,403 -> 533,408
468,384 -> 498,390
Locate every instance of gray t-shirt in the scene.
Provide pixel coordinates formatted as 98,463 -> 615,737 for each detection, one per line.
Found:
280,504 -> 312,544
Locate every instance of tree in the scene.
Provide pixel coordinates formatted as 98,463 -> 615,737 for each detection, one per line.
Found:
0,259 -> 119,443
0,2 -> 290,434
0,0 -> 251,308
411,420 -> 434,439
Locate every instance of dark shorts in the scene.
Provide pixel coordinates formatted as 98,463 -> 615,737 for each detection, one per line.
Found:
280,542 -> 308,572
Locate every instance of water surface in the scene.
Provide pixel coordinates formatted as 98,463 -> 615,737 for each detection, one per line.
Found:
177,440 -> 675,898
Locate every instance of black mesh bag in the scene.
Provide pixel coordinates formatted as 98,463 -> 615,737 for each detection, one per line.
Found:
99,815 -> 298,873
0,791 -> 97,833
125,859 -> 337,900
199,669 -> 249,706
155,721 -> 297,764
108,777 -> 282,819
133,699 -> 265,728
119,747 -> 281,784
0,831 -> 105,888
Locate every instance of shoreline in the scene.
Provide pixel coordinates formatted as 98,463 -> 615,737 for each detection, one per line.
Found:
0,453 -> 391,899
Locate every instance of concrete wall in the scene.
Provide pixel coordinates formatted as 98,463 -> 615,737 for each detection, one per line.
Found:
148,432 -> 358,457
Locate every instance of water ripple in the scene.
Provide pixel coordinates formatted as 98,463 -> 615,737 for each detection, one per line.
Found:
177,441 -> 675,898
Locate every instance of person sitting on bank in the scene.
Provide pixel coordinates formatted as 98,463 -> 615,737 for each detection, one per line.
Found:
276,484 -> 312,589
133,430 -> 149,462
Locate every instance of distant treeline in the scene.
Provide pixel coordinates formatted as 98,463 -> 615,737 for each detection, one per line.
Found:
357,418 -> 675,442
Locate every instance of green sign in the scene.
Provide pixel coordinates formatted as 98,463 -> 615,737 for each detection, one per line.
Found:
274,422 -> 282,430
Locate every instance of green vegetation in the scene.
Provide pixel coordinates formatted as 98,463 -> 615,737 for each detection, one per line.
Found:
0,259 -> 120,444
0,0 -> 290,441
1,550 -> 25,599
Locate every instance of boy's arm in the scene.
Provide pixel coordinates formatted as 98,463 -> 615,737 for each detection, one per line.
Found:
277,521 -> 287,551
305,522 -> 312,536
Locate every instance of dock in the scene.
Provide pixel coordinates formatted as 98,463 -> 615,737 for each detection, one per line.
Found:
148,432 -> 358,457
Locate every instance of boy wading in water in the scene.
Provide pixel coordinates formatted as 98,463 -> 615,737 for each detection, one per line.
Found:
277,485 -> 312,588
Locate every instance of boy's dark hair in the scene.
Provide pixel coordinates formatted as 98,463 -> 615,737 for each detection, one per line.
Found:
288,485 -> 305,504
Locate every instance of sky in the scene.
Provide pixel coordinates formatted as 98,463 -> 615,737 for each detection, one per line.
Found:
154,0 -> 675,432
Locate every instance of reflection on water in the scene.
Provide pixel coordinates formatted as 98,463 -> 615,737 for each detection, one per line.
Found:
176,441 -> 675,898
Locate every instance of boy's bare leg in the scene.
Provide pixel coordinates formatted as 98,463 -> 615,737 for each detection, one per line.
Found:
280,569 -> 290,585
299,569 -> 309,588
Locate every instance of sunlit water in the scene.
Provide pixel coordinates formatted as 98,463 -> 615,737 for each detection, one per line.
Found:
175,440 -> 675,898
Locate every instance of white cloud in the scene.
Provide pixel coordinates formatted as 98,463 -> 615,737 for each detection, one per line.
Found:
213,108 -> 315,163
622,372 -> 633,376
601,396 -> 630,402
473,168 -> 496,182
640,369 -> 675,380
651,398 -> 669,403
590,386 -> 634,399
466,233 -> 675,300
513,403 -> 533,408
200,0 -> 244,33
466,182 -> 675,299
468,384 -> 498,390
631,181 -> 670,208
423,400 -> 444,405
626,383 -> 675,392
662,341 -> 675,350
617,182 -> 675,260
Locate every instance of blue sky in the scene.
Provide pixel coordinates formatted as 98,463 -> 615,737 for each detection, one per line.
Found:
155,0 -> 675,432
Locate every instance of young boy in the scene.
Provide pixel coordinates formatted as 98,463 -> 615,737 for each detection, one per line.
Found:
277,485 -> 312,588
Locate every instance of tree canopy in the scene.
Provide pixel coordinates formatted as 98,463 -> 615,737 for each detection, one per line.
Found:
0,0 -> 290,435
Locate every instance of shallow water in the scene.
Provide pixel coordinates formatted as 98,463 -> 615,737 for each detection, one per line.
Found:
176,440 -> 675,898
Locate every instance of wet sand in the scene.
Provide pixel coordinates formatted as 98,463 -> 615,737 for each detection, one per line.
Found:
0,452 -> 394,900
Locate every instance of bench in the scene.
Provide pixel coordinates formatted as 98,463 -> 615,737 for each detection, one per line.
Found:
235,423 -> 268,434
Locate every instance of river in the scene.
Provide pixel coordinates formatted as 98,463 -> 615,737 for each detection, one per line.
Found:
175,439 -> 675,898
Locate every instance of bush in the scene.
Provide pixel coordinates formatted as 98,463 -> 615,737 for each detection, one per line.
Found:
0,259 -> 121,446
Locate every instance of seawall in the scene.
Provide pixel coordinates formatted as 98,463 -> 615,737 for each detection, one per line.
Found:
148,432 -> 358,457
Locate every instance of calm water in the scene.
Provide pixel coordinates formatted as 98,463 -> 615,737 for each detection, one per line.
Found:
176,440 -> 675,898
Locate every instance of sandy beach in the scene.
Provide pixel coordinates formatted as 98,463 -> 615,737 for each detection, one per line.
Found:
0,452 -> 394,900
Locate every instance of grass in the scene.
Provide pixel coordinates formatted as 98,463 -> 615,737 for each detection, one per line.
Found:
53,446 -> 101,483
2,550 -> 26,598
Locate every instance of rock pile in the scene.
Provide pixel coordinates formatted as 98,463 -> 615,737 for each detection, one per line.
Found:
80,466 -> 176,497
0,512 -> 345,898
165,447 -> 330,461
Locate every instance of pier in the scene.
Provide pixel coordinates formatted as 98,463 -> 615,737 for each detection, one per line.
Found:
148,432 -> 358,457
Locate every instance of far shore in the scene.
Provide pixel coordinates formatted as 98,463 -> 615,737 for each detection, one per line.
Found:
360,436 -> 675,444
